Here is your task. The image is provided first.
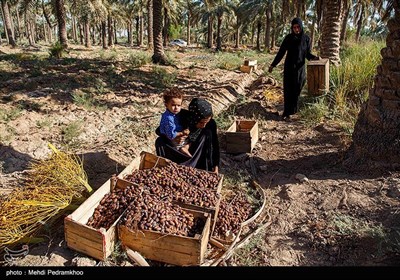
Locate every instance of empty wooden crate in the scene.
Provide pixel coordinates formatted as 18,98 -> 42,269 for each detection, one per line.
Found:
225,120 -> 258,154
307,58 -> 329,95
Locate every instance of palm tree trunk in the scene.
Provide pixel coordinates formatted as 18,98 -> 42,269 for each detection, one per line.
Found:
147,0 -> 153,49
54,0 -> 68,48
79,23 -> 83,45
355,4 -> 364,43
136,16 -> 140,46
127,20 -> 133,47
152,0 -> 168,64
101,21 -> 107,49
207,16 -> 213,49
187,12 -> 191,46
72,15 -> 77,42
348,2 -> 400,169
216,14 -> 222,52
1,0 -> 16,47
139,14 -> 143,46
114,20 -> 118,44
108,15 -> 113,47
15,6 -> 21,39
340,0 -> 350,46
264,3 -> 271,51
320,0 -> 343,65
235,17 -> 240,48
310,16 -> 316,50
84,19 -> 90,48
256,21 -> 261,51
162,7 -> 169,47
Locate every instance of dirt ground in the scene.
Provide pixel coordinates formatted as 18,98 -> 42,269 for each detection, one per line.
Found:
1,44 -> 399,267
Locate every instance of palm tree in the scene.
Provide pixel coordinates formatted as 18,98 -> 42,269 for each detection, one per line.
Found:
1,0 -> 16,47
152,0 -> 168,64
54,0 -> 68,48
349,0 -> 400,169
320,0 -> 343,65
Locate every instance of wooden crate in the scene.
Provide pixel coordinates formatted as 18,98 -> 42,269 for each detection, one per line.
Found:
64,155 -> 142,261
119,209 -> 211,266
307,58 -> 329,95
113,152 -> 223,235
244,59 -> 257,66
65,151 -> 222,261
240,65 -> 257,73
225,120 -> 259,154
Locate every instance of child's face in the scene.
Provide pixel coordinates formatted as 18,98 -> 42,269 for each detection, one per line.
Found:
166,97 -> 182,114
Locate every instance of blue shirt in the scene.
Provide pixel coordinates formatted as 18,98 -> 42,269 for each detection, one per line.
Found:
159,110 -> 183,140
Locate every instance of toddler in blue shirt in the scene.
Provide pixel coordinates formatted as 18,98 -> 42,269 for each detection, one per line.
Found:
159,88 -> 192,157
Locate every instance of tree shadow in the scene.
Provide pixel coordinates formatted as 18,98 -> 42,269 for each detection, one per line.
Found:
78,151 -> 126,190
0,145 -> 33,173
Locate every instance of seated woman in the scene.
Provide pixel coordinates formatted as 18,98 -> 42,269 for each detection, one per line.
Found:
155,98 -> 220,174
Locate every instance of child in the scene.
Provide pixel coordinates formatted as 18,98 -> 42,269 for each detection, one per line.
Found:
159,88 -> 192,157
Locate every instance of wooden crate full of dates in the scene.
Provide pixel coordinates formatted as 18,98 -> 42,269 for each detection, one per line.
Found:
118,200 -> 211,266
64,155 -> 142,261
118,151 -> 224,235
225,120 -> 258,153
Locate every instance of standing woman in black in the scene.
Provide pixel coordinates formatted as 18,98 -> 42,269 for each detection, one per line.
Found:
268,17 -> 319,120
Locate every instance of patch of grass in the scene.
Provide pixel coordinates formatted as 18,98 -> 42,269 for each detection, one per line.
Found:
214,105 -> 236,131
49,42 -> 66,59
233,229 -> 267,266
71,90 -> 106,111
0,125 -> 16,144
128,51 -> 151,68
36,118 -> 52,129
214,52 -> 242,70
61,121 -> 83,149
298,96 -> 329,127
0,107 -> 23,123
151,66 -> 177,88
109,241 -> 128,264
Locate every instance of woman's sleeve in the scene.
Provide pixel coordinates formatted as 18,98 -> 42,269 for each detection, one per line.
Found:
271,36 -> 289,67
210,120 -> 220,168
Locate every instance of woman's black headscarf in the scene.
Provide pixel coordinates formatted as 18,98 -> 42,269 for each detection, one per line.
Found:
188,98 -> 213,126
188,98 -> 213,142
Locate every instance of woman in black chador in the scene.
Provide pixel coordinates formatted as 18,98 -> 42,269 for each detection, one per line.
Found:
269,17 -> 319,120
155,98 -> 220,173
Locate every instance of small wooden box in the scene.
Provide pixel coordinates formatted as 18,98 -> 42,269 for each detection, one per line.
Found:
240,65 -> 257,73
307,58 -> 329,95
119,209 -> 211,266
225,120 -> 259,153
244,59 -> 257,66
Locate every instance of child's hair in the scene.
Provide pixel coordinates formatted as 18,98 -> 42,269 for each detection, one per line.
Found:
163,88 -> 183,104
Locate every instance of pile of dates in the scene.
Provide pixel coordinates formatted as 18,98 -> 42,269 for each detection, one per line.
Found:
120,193 -> 204,237
212,192 -> 254,240
124,163 -> 220,207
87,185 -> 144,229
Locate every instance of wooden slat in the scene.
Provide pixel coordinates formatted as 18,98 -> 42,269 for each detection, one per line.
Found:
119,226 -> 201,255
65,230 -> 104,251
64,218 -> 104,242
123,242 -> 200,266
66,239 -> 105,261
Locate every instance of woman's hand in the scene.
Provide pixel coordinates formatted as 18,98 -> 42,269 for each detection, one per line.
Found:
212,166 -> 219,174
